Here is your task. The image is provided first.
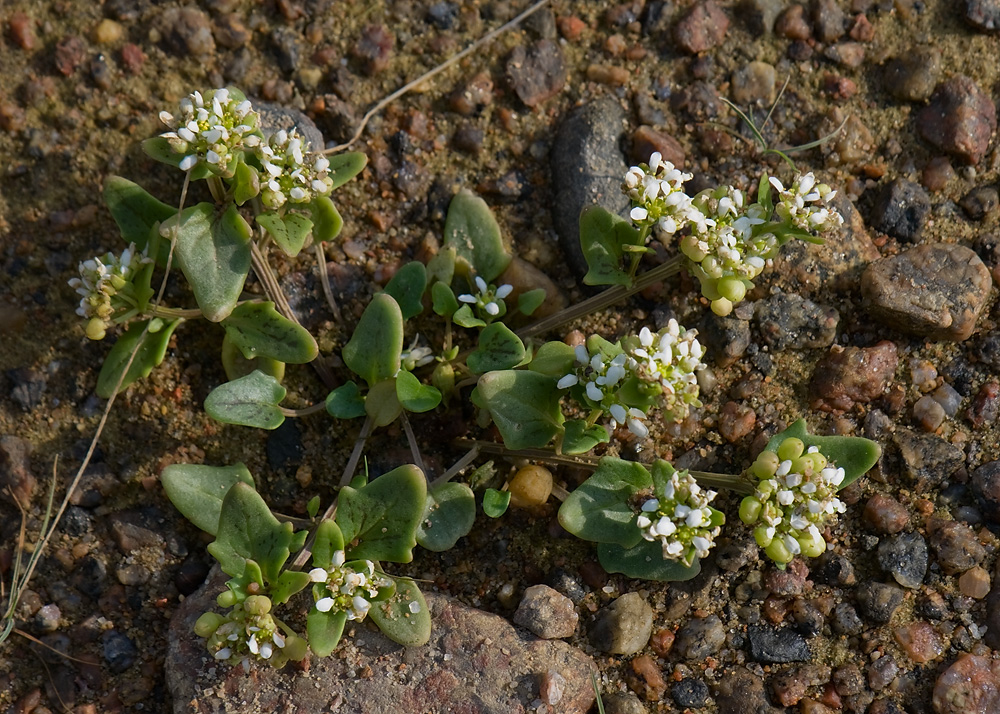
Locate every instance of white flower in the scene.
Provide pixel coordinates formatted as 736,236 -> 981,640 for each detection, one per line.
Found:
258,128 -> 333,209
622,153 -> 697,238
637,469 -> 722,566
456,275 -> 512,322
68,243 -> 152,340
158,87 -> 260,176
310,553 -> 389,623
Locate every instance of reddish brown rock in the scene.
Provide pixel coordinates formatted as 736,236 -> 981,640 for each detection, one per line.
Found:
630,125 -> 685,167
810,341 -> 898,413
862,494 -> 909,534
506,39 -> 566,108
8,12 -> 36,50
673,0 -> 730,54
628,654 -> 668,701
932,654 -> 1000,714
893,621 -> 943,663
917,76 -> 997,165
719,401 -> 756,443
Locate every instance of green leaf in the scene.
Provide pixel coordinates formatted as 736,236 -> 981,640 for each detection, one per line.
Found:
233,157 -> 260,206
517,288 -> 546,316
307,495 -> 320,518
580,205 -> 642,287
597,541 -> 703,582
763,419 -> 881,489
307,607 -> 347,658
383,261 -> 427,320
169,202 -> 252,322
426,246 -> 456,287
483,488 -> 510,518
365,378 -> 403,427
368,576 -> 431,646
271,569 -> 311,605
443,189 -> 511,283
416,482 -> 476,552
325,381 -> 367,419
208,482 -> 303,584
141,137 -> 213,180
96,318 -> 181,398
221,301 -> 318,364
471,370 -> 564,450
204,369 -> 287,429
220,332 -> 285,382
528,341 -> 577,378
452,304 -> 485,329
557,457 -> 651,547
327,152 -> 368,190
431,281 -> 460,318
396,370 -> 442,413
103,176 -> 176,266
342,293 -> 403,387
312,519 -> 346,569
336,464 -> 426,563
562,420 -> 610,455
467,323 -> 526,375
161,462 -> 255,536
309,195 -> 344,242
258,211 -> 314,257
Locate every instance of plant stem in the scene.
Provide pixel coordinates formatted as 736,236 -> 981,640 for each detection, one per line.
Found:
314,242 -> 342,323
687,470 -> 755,496
400,412 -> 426,476
516,256 -> 685,340
279,402 -> 328,418
430,445 -> 480,489
147,305 -> 202,319
340,415 -> 374,487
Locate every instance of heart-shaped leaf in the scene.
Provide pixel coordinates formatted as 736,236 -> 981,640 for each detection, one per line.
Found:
96,318 -> 181,398
597,541 -> 702,582
517,288 -> 547,316
416,482 -> 476,552
221,301 -> 318,364
383,261 -> 427,320
368,576 -> 430,646
257,211 -> 314,257
309,195 -> 344,242
431,281 -> 460,318
483,488 -> 511,518
763,419 -> 881,489
365,378 -> 403,427
529,341 -> 577,377
343,293 -> 403,387
467,323 -> 526,375
336,464 -> 426,564
443,189 -> 511,283
557,457 -> 651,547
161,462 -> 255,535
325,381 -> 367,419
471,370 -> 564,450
103,176 -> 176,267
561,419 -> 610,455
327,152 -> 368,190
452,304 -> 486,329
205,370 -> 287,429
580,205 -> 642,287
170,202 -> 252,322
396,371 -> 441,413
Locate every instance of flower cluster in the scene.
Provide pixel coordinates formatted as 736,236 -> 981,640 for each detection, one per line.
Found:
159,88 -> 260,175
259,129 -> 334,209
738,438 -> 847,566
458,276 -> 513,321
400,336 -> 435,371
309,550 -> 390,622
557,321 -> 706,438
195,595 -> 305,669
636,469 -> 724,566
623,152 -> 701,238
770,174 -> 843,233
68,243 -> 150,340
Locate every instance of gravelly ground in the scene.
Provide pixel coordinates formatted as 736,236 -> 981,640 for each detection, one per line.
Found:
1,0 -> 1000,712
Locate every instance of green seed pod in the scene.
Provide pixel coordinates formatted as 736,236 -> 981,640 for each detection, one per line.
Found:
752,451 -> 780,479
754,525 -> 774,548
765,538 -> 794,565
777,437 -> 805,461
791,457 -> 811,476
194,612 -> 227,638
217,590 -> 238,608
431,362 -> 455,401
739,496 -> 762,524
711,297 -> 733,317
85,317 -> 107,341
807,451 -> 828,472
702,255 -> 722,279
798,532 -> 826,558
717,276 -> 747,304
244,595 -> 272,616
681,234 -> 708,262
283,633 -> 308,661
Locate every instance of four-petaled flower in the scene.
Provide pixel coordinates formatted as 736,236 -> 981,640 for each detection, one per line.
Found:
68,243 -> 151,340
259,128 -> 334,209
309,550 -> 389,622
457,276 -> 513,320
158,87 -> 260,176
636,469 -> 723,566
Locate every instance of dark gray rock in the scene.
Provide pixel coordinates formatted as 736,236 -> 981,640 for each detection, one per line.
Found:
927,518 -> 986,574
70,555 -> 107,599
869,178 -> 930,242
254,100 -> 325,152
754,291 -> 839,351
971,460 -> 1000,524
550,98 -> 629,278
830,602 -> 864,635
103,630 -> 138,673
714,667 -> 783,714
512,584 -> 579,639
965,0 -> 1000,32
960,186 -> 999,220
673,678 -> 710,708
876,532 -> 928,588
893,428 -> 965,488
746,625 -> 811,663
506,39 -> 566,108
590,592 -> 654,655
155,7 -> 215,58
674,615 -> 726,659
426,2 -> 459,30
916,75 -> 997,165
884,48 -> 941,102
699,312 -> 751,367
855,582 -> 905,623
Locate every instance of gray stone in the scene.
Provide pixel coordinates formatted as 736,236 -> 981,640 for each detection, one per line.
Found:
550,98 -> 629,278
855,582 -> 904,624
754,291 -> 839,351
862,244 -> 992,341
893,428 -> 965,488
884,48 -> 941,102
0,434 -> 35,507
965,0 -> 1000,33
746,625 -> 811,663
512,584 -> 579,639
869,178 -> 930,242
917,75 -> 997,165
876,532 -> 928,589
674,614 -> 726,659
927,518 -> 986,574
254,100 -> 325,153
589,592 -> 654,655
714,667 -> 783,714
731,61 -> 776,106
506,39 -> 566,108
602,692 -> 648,714
830,602 -> 864,635
971,460 -> 1000,524
672,678 -> 710,708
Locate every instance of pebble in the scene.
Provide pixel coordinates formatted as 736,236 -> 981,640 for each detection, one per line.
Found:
714,667 -> 783,714
791,600 -> 824,637
672,678 -> 710,708
823,42 -> 865,68
540,670 -> 566,706
975,334 -> 1000,372
824,113 -> 875,166
673,614 -> 726,659
754,291 -> 839,351
70,556 -> 108,599
764,559 -> 810,596
731,61 -> 776,106
747,625 -> 811,663
719,401 -> 756,443
602,692 -> 648,714
775,4 -> 811,39
854,582 -> 904,623
744,0 -> 784,34
448,71 -> 493,116
832,663 -> 865,696
213,13 -> 251,49
630,125 -> 684,167
8,12 -> 36,50
914,395 -> 946,431
92,18 -> 124,44
916,76 -> 997,165
550,98 -> 629,277
809,341 -> 898,413
863,494 -> 909,534
970,460 -> 1000,523
967,381 -> 999,428
699,313 -> 750,367
590,592 -> 653,655
352,24 -> 393,76
155,7 -> 216,58
867,654 -> 899,691
932,654 -> 1000,714
862,244 -> 992,341
932,383 -> 963,416
506,39 -> 566,107
673,0 -> 730,54
102,630 -> 138,673
958,566 -> 991,598
512,584 -> 578,639
33,604 -> 61,633
893,621 -> 943,663
451,124 -> 483,155
812,0 -> 847,41
893,428 -> 965,487
109,511 -> 165,553
884,48 -> 941,101
54,35 -> 86,75
586,63 -> 630,86
964,0 -> 1000,31
868,178 -> 930,242
876,532 -> 927,589
7,367 -> 45,411
0,434 -> 36,507
927,517 -> 985,574
427,1 -> 459,29
960,186 -> 999,220
814,552 -> 856,586
628,654 -> 667,700
556,15 -> 587,41
770,664 -> 831,706
923,155 -> 956,190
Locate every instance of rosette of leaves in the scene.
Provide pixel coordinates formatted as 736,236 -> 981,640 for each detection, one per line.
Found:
557,457 -> 713,581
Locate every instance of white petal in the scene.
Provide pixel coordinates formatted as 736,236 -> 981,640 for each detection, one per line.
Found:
309,567 -> 328,583
214,647 -> 232,660
556,374 -> 578,390
316,597 -> 335,612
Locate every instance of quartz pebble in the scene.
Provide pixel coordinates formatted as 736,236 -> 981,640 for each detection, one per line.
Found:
810,341 -> 898,412
628,654 -> 667,701
916,75 -> 997,165
893,428 -> 965,487
589,593 -> 654,655
673,615 -> 726,659
512,584 -> 579,639
506,39 -> 566,107
893,621 -> 943,663
673,0 -> 730,53
863,494 -> 909,534
914,395 -> 946,431
932,654 -> 1000,714
154,7 -> 215,58
958,566 -> 991,598
927,518 -> 985,574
